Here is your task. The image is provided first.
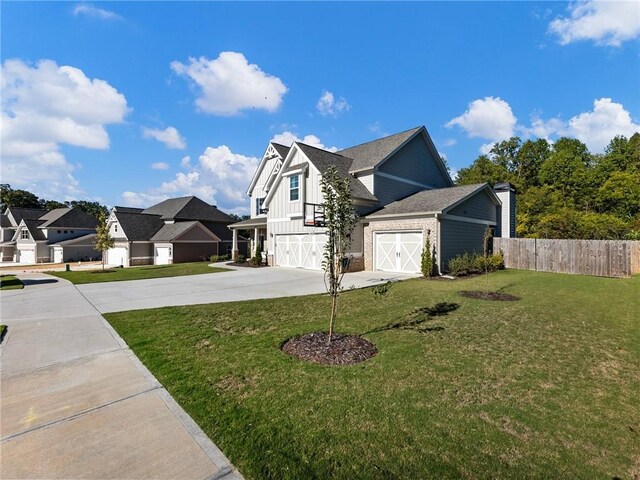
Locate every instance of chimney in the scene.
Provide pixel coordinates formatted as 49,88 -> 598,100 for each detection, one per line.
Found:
494,182 -> 516,238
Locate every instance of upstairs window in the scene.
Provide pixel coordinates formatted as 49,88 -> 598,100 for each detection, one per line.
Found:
21,229 -> 29,240
255,197 -> 266,215
289,175 -> 300,201
114,224 -> 118,232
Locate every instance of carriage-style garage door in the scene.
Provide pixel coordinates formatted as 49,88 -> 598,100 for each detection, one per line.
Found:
374,232 -> 423,273
275,233 -> 327,270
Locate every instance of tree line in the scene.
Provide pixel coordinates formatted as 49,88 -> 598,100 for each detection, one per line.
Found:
455,133 -> 640,240
0,184 -> 109,220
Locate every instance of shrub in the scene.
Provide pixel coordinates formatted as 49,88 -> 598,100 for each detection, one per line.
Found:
421,237 -> 434,277
236,254 -> 246,264
447,251 -> 505,276
251,243 -> 263,266
372,281 -> 392,299
209,254 -> 229,263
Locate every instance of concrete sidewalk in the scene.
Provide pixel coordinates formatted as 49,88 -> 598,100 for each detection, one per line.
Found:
79,264 -> 415,313
0,273 -> 242,479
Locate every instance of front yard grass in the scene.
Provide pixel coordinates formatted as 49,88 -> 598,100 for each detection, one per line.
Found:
105,270 -> 640,479
0,275 -> 24,290
50,262 -> 231,284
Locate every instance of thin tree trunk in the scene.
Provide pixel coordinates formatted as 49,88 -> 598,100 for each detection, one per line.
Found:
328,293 -> 337,344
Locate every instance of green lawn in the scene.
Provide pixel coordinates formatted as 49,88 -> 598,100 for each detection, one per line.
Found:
106,270 -> 640,479
50,262 -> 231,284
0,275 -> 24,290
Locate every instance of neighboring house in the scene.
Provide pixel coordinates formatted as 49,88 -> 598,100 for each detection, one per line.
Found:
0,207 -> 48,262
7,208 -> 99,264
230,126 -> 516,274
105,196 -> 247,267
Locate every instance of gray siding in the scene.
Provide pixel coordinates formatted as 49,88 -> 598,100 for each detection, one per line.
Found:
440,219 -> 487,272
448,190 -> 497,223
378,135 -> 451,188
373,175 -> 425,206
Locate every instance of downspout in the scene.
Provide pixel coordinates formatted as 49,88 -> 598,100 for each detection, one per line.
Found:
435,213 -> 442,275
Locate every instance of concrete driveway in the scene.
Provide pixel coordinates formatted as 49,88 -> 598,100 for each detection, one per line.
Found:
0,273 -> 241,480
79,265 -> 416,313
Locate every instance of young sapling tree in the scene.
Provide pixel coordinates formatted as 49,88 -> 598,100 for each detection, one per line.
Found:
320,165 -> 359,343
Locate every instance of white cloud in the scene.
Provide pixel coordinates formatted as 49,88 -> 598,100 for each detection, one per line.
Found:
270,131 -> 338,152
142,126 -> 186,149
1,59 -> 129,199
566,98 -> 640,151
446,96 -> 517,142
442,138 -> 457,147
151,162 -> 170,170
316,90 -> 350,116
121,145 -> 260,214
171,52 -> 287,116
479,143 -> 495,155
72,3 -> 122,20
549,1 -> 640,47
522,114 -> 566,139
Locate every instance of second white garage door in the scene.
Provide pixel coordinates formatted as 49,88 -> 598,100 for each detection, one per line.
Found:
275,233 -> 327,269
374,232 -> 423,274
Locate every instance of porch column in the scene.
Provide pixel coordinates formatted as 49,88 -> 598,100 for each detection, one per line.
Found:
253,227 -> 259,256
232,228 -> 239,261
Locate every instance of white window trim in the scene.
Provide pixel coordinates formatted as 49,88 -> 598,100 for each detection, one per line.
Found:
289,175 -> 300,202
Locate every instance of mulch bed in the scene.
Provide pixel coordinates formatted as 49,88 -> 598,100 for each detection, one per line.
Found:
225,262 -> 267,268
281,332 -> 378,365
459,290 -> 521,301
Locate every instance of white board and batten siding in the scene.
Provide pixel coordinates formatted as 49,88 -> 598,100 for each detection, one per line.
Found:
374,231 -> 423,274
267,148 -> 326,263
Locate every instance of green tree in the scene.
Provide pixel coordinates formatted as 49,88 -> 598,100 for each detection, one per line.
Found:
456,155 -> 511,187
69,200 -> 108,219
0,184 -> 41,210
597,172 -> 640,219
320,165 -> 359,343
40,200 -> 67,211
94,212 -> 115,271
515,138 -> 550,189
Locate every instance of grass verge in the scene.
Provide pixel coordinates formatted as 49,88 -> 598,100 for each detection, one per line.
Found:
106,270 -> 640,479
49,262 -> 231,284
0,275 -> 24,290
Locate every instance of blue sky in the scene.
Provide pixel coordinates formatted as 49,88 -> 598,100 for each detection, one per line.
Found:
2,1 -> 639,214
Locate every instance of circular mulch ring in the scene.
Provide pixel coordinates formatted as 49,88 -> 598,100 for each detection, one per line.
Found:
281,332 -> 377,365
459,290 -> 521,301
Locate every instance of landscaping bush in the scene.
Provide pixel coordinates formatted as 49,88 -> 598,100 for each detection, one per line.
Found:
447,252 -> 505,276
250,243 -> 263,266
236,254 -> 246,264
421,237 -> 435,277
209,254 -> 230,263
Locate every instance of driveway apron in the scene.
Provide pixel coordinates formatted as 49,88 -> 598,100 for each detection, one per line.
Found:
0,273 -> 242,479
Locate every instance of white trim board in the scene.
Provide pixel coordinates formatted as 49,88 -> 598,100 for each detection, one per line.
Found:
440,214 -> 496,226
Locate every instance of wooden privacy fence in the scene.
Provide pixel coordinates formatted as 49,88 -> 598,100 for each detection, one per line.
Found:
493,238 -> 640,278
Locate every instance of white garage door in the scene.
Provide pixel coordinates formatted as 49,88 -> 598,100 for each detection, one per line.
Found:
375,232 -> 423,273
19,249 -> 35,264
108,247 -> 128,267
155,246 -> 171,265
275,233 -> 327,269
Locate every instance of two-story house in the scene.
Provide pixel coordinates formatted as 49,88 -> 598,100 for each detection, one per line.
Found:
8,208 -> 99,264
1,207 -> 48,262
105,196 -> 248,267
229,126 -> 516,274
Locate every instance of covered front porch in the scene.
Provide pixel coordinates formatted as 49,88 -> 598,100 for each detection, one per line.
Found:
228,217 -> 267,262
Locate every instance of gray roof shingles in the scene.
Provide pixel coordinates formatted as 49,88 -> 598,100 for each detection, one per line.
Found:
338,126 -> 422,172
23,220 -> 46,241
38,208 -> 98,229
271,142 -> 291,158
295,143 -> 377,202
7,207 -> 48,224
150,221 -> 207,242
142,196 -> 234,223
366,184 -> 489,218
114,211 -> 165,241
